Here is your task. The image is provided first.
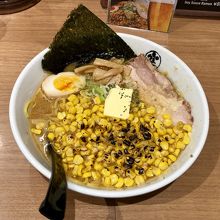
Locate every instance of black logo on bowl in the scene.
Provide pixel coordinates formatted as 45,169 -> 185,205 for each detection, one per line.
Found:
145,50 -> 161,68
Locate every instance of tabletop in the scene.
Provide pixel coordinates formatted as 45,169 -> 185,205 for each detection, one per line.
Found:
0,0 -> 220,219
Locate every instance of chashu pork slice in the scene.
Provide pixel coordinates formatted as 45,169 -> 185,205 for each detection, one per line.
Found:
129,55 -> 192,124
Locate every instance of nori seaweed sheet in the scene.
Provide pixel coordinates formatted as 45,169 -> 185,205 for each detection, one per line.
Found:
42,4 -> 136,74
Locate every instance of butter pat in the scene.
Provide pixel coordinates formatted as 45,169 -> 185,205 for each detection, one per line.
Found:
104,87 -> 133,119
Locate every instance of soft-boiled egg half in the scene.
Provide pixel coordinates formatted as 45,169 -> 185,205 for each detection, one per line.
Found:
42,72 -> 86,98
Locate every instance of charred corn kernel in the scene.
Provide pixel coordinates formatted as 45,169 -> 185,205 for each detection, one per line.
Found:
135,175 -> 145,185
152,167 -> 161,176
36,122 -> 45,130
66,148 -> 73,157
110,174 -> 118,185
160,141 -> 169,150
101,168 -> 110,177
31,128 -> 41,135
146,106 -> 156,114
164,119 -> 173,127
94,96 -> 101,104
154,158 -> 161,167
57,112 -> 66,120
124,178 -> 134,187
73,155 -> 84,165
82,172 -> 92,178
174,148 -> 180,157
176,141 -> 185,149
159,161 -> 168,170
115,178 -> 124,188
47,132 -> 55,141
183,133 -> 190,144
183,124 -> 192,132
168,154 -> 177,162
94,163 -> 102,171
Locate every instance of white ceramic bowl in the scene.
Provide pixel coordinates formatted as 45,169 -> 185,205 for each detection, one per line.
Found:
9,33 -> 209,198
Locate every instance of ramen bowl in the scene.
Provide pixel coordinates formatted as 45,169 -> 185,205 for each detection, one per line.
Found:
9,33 -> 209,198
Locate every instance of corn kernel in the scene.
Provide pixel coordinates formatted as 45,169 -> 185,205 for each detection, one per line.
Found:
68,94 -> 77,102
94,96 -> 101,104
47,132 -> 55,141
146,168 -> 154,177
57,112 -> 66,120
73,155 -> 84,165
36,122 -> 45,130
158,161 -> 168,170
110,174 -> 118,185
69,106 -> 76,114
124,178 -> 134,187
146,106 -> 156,114
55,127 -> 65,135
115,178 -> 124,188
166,128 -> 173,135
160,141 -> 169,150
163,119 -> 173,127
154,158 -> 161,167
101,168 -> 110,177
168,154 -> 177,162
152,167 -> 161,176
66,148 -> 73,157
104,177 -> 111,186
31,128 -> 41,135
134,175 -> 145,185
162,114 -> 171,119
174,149 -> 180,157
94,163 -> 102,171
183,124 -> 192,132
183,133 -> 190,145
176,141 -> 185,149
82,172 -> 92,178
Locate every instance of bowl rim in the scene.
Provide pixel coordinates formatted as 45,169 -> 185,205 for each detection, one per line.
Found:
9,33 -> 209,198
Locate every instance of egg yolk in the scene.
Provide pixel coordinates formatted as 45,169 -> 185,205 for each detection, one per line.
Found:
53,76 -> 79,91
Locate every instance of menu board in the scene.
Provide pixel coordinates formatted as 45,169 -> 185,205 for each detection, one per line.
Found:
176,0 -> 220,16
176,0 -> 220,12
101,0 -> 177,32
